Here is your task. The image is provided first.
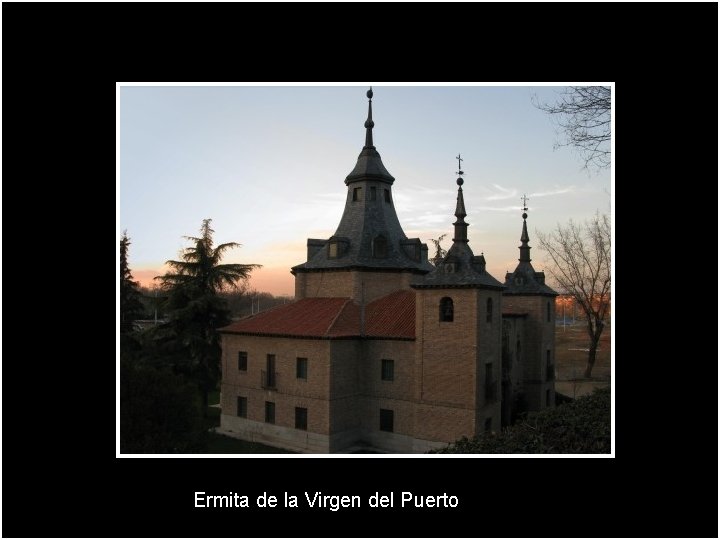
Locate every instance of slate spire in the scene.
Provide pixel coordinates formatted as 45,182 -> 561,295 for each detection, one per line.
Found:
453,154 -> 468,243
519,194 -> 531,263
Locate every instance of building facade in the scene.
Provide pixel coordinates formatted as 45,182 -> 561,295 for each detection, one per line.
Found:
219,89 -> 557,453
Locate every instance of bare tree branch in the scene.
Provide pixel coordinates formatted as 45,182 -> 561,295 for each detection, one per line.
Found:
537,213 -> 611,378
533,86 -> 611,173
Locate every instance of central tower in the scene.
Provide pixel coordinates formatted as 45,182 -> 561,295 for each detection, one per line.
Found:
292,88 -> 433,303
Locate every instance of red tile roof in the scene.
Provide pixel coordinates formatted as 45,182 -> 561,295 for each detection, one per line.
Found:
219,290 -> 416,340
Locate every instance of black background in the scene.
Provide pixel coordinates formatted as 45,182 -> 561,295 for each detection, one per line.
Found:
2,2 -> 717,538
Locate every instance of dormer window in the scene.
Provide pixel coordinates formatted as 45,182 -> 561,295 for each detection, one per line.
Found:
353,187 -> 362,202
328,241 -> 338,259
384,189 -> 391,203
370,186 -> 377,201
372,235 -> 387,258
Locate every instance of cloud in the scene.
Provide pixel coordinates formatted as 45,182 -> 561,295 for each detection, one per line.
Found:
484,183 -> 518,201
529,186 -> 575,198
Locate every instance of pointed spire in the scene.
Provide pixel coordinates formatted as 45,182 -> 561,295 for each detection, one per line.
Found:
364,87 -> 374,148
519,194 -> 531,262
453,154 -> 469,243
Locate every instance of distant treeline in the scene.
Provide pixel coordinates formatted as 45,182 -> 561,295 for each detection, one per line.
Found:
138,286 -> 293,321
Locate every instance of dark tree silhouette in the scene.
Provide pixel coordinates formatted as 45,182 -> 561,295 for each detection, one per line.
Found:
120,231 -> 144,333
154,219 -> 261,408
534,86 -> 611,172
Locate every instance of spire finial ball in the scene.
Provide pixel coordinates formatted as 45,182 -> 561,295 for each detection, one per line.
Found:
457,178 -> 464,186
522,212 -> 527,219
367,87 -> 373,99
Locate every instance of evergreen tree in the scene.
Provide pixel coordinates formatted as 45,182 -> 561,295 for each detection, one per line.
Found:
120,231 -> 144,333
155,219 -> 260,408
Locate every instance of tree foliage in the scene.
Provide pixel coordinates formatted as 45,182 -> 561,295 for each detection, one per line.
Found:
432,387 -> 610,454
428,234 -> 447,266
120,231 -> 144,333
120,356 -> 206,453
152,219 -> 261,407
534,86 -> 611,172
537,213 -> 610,378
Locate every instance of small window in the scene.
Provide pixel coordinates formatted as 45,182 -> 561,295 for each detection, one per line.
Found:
372,235 -> 387,258
486,297 -> 493,323
296,357 -> 308,380
439,297 -> 454,322
370,186 -> 377,201
237,351 -> 247,371
547,301 -> 551,322
353,187 -> 362,201
295,407 -> 307,430
265,401 -> 275,424
384,189 -> 391,203
236,396 -> 247,418
328,242 -> 338,259
381,359 -> 394,381
379,409 -> 394,432
546,389 -> 551,407
484,417 -> 492,433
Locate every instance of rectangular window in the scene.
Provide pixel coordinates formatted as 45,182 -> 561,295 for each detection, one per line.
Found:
485,363 -> 495,403
236,396 -> 247,418
370,186 -> 377,201
384,189 -> 391,203
381,359 -> 394,381
296,357 -> 308,380
237,351 -> 247,371
295,407 -> 307,430
328,242 -> 338,258
265,401 -> 275,424
546,389 -> 552,407
263,354 -> 276,389
484,417 -> 492,433
353,187 -> 362,201
379,409 -> 394,432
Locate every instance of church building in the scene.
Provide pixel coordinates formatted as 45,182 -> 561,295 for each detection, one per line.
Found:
218,89 -> 557,453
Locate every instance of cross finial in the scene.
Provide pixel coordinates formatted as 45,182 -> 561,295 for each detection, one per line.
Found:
521,194 -> 529,212
456,154 -> 464,175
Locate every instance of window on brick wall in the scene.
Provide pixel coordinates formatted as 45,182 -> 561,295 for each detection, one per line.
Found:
546,389 -> 551,407
265,401 -> 275,424
381,359 -> 394,381
296,357 -> 308,380
484,417 -> 492,432
486,297 -> 493,323
379,409 -> 394,432
238,351 -> 247,371
439,297 -> 454,322
237,396 -> 247,418
295,407 -> 307,430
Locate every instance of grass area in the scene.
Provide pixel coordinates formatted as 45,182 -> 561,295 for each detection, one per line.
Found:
205,432 -> 295,454
554,321 -> 611,398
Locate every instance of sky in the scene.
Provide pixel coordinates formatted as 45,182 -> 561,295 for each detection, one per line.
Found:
119,84 -> 611,297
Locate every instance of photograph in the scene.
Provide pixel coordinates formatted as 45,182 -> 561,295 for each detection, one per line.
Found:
119,84 -> 612,456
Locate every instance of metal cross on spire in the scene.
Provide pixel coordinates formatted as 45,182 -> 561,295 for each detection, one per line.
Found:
521,194 -> 529,212
456,154 -> 464,175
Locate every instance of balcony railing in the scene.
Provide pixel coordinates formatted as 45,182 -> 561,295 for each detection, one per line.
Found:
485,381 -> 497,403
261,370 -> 277,390
546,365 -> 555,381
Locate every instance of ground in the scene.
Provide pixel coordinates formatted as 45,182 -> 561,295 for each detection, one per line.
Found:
554,320 -> 611,398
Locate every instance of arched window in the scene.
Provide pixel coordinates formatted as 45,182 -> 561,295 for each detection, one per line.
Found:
486,297 -> 493,323
546,301 -> 551,322
372,235 -> 387,258
439,297 -> 454,322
